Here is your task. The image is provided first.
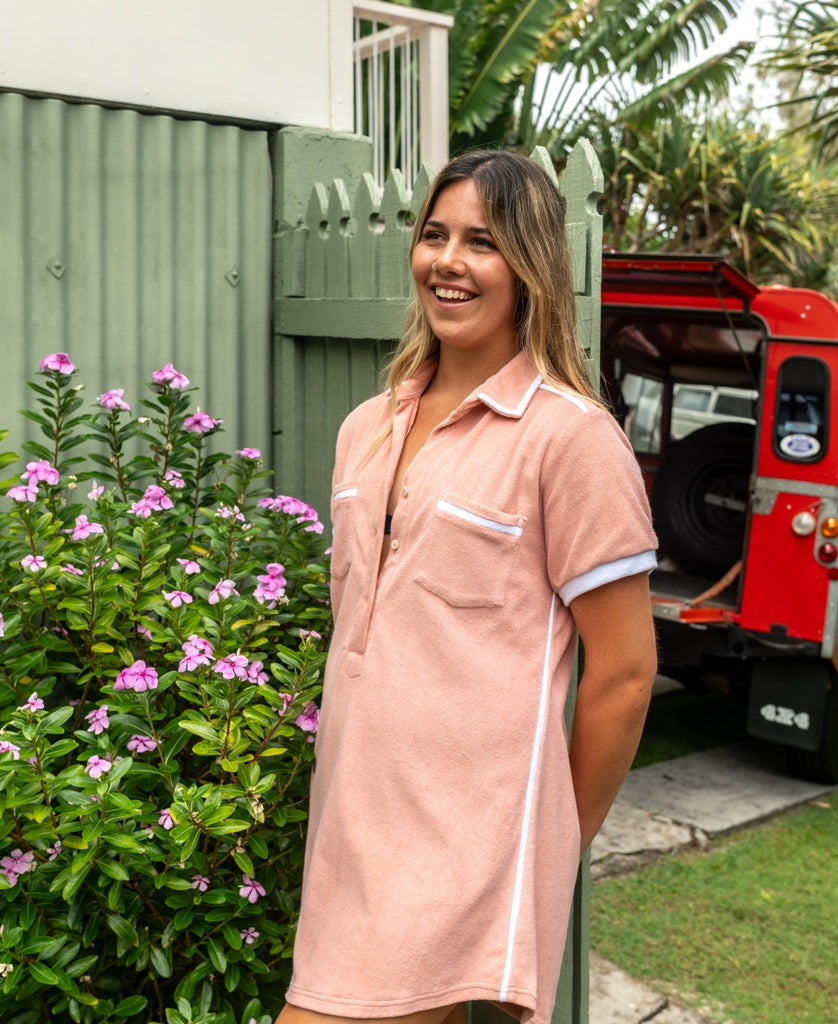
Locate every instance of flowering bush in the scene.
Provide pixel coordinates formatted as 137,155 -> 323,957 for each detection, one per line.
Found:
0,356 -> 332,1024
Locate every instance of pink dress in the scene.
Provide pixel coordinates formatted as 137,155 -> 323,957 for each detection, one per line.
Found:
286,351 -> 657,1024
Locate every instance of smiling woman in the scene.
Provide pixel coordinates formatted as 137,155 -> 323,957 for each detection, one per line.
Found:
277,150 -> 659,1024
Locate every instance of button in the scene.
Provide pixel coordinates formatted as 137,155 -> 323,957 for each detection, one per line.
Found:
390,539 -> 400,551
402,486 -> 408,497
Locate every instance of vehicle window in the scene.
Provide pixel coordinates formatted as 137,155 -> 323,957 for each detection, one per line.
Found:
774,356 -> 829,463
673,387 -> 711,412
622,374 -> 663,453
714,393 -> 756,419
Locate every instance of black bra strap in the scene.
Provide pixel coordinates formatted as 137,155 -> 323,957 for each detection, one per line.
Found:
384,513 -> 393,535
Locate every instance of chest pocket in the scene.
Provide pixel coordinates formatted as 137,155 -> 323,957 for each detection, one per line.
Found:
330,484 -> 359,582
415,494 -> 525,608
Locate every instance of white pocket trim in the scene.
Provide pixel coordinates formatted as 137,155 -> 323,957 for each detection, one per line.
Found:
333,487 -> 359,502
436,499 -> 524,537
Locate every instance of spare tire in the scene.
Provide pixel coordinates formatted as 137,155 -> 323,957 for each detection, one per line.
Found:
652,422 -> 755,577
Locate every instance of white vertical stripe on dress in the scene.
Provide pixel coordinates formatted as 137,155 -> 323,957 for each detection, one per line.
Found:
499,591 -> 557,1001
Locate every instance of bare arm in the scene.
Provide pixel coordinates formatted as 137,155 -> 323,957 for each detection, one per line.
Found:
568,571 -> 658,854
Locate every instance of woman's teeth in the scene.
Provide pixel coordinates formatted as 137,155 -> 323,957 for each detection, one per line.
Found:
434,287 -> 473,301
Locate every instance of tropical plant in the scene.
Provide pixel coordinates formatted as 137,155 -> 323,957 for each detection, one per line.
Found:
0,355 -> 332,1024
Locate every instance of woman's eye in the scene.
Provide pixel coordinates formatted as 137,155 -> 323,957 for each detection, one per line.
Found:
472,236 -> 496,249
421,229 -> 444,242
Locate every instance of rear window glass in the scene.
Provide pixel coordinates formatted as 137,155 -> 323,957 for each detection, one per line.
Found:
774,357 -> 829,463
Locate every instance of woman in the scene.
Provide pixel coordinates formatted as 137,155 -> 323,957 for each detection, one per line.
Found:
279,150 -> 658,1024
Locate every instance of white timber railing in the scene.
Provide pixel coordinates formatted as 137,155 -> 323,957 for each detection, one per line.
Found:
353,0 -> 453,187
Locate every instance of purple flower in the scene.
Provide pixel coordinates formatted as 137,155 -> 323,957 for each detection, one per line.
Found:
127,734 -> 158,754
0,740 -> 21,760
235,448 -> 261,459
61,563 -> 84,575
240,927 -> 260,944
191,873 -> 210,892
85,755 -> 112,779
214,654 -> 249,680
238,874 -> 266,904
164,590 -> 192,608
18,692 -> 45,712
247,660 -> 269,686
208,579 -> 238,605
47,841 -> 62,861
254,561 -> 287,608
176,557 -> 200,575
259,494 -> 324,533
7,483 -> 39,503
0,612 -> 4,637
216,505 -> 245,522
296,702 -> 320,734
24,460 -> 60,486
39,352 -> 76,375
164,469 -> 185,489
21,554 -> 47,572
158,808 -> 175,830
72,514 -> 105,541
152,363 -> 190,389
88,480 -> 105,500
113,660 -> 159,693
97,388 -> 130,411
178,635 -> 214,672
85,705 -> 110,735
136,624 -> 153,640
184,409 -> 223,434
300,629 -> 322,641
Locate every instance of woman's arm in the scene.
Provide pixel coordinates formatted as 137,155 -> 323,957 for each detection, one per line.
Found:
568,571 -> 658,854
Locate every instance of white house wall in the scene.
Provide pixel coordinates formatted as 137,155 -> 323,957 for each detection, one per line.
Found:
0,0 -> 354,130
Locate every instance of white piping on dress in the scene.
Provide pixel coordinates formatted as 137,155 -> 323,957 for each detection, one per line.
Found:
499,591 -> 557,1002
332,487 -> 359,501
538,383 -> 590,412
437,499 -> 523,537
477,374 -> 543,418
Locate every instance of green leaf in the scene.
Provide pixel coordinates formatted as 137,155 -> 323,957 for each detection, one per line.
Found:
177,720 -> 221,742
205,936 -> 227,973
106,914 -> 139,948
233,849 -> 254,877
29,961 -> 60,986
98,859 -> 130,882
114,995 -> 149,1017
149,943 -> 172,978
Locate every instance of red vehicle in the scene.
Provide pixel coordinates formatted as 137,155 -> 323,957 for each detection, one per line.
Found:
600,254 -> 838,782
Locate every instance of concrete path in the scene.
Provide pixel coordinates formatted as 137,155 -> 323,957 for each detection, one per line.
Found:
587,738 -> 836,1022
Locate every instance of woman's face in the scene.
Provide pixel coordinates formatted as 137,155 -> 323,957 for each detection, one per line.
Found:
411,179 -> 519,366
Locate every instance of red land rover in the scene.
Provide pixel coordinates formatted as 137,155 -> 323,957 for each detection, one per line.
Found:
601,254 -> 838,783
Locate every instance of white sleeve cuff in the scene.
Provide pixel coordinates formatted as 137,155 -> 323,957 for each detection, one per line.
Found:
558,550 -> 658,606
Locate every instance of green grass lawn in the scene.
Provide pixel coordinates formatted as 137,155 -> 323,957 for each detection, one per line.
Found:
590,793 -> 838,1024
633,686 -> 749,768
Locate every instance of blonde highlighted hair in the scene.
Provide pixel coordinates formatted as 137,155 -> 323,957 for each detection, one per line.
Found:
385,148 -> 602,406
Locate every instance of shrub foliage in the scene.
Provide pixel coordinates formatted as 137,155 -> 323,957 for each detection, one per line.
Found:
0,356 -> 332,1024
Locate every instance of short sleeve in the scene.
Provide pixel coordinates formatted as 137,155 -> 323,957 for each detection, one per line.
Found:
541,406 -> 658,605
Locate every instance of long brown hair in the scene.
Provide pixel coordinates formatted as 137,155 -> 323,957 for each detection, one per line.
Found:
385,149 -> 602,406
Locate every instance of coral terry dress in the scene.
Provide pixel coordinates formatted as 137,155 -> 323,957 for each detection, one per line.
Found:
286,350 -> 657,1024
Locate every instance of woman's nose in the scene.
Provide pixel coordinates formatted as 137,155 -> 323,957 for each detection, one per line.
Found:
433,241 -> 465,275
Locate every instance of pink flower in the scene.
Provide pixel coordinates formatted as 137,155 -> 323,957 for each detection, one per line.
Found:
0,740 -> 21,760
88,480 -> 105,500
152,363 -> 190,389
191,873 -> 210,892
158,808 -> 175,830
85,705 -> 110,735
72,514 -> 105,541
61,563 -> 84,575
21,554 -> 47,572
0,612 -> 4,638
247,660 -> 269,685
214,653 -> 249,680
176,558 -> 201,575
259,494 -> 323,533
296,702 -> 320,734
114,660 -> 159,692
47,842 -> 62,861
24,460 -> 60,486
235,448 -> 261,459
7,483 -> 39,503
127,734 -> 157,753
136,624 -> 153,640
216,505 -> 245,522
184,409 -> 223,434
240,927 -> 260,944
238,874 -> 266,903
129,484 -> 174,519
164,469 -> 185,489
18,692 -> 45,712
300,629 -> 322,641
85,755 -> 112,779
39,352 -> 76,374
1,849 -> 35,882
97,388 -> 130,411
164,590 -> 192,608
208,579 -> 238,605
